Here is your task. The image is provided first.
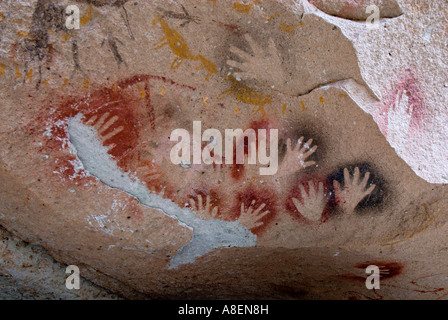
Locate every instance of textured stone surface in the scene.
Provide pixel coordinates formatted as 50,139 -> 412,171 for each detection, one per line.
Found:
0,0 -> 447,299
0,226 -> 119,299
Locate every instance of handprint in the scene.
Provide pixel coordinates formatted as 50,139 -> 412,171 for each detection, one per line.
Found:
140,167 -> 161,181
238,200 -> 270,230
377,265 -> 391,278
292,181 -> 328,222
148,185 -> 166,196
227,34 -> 286,88
136,160 -> 162,183
387,88 -> 412,154
189,194 -> 219,220
333,167 -> 376,215
85,112 -> 124,150
277,137 -> 318,177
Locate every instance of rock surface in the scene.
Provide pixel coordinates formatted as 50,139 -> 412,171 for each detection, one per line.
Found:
0,226 -> 119,299
0,0 -> 447,299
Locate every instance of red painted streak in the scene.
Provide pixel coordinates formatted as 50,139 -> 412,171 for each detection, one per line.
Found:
377,69 -> 426,137
215,21 -> 244,36
355,261 -> 404,280
410,274 -> 446,294
338,261 -> 403,292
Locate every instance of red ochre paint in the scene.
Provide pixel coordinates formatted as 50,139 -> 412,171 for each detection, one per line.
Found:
377,69 -> 426,137
35,75 -> 195,185
40,77 -> 148,181
230,118 -> 276,181
135,159 -> 174,199
340,261 -> 404,283
357,261 -> 403,280
410,274 -> 446,294
124,197 -> 144,221
215,21 -> 244,36
185,187 -> 223,215
231,186 -> 278,235
31,76 -> 303,236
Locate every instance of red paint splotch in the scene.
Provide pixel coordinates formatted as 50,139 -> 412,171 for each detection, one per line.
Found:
357,261 -> 404,281
230,118 -> 277,181
36,74 -> 196,184
377,69 -> 426,137
340,261 -> 404,283
215,21 -> 244,36
231,186 -> 278,235
38,75 -> 152,184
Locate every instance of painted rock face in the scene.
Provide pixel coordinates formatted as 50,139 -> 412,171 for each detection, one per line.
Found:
0,0 -> 447,299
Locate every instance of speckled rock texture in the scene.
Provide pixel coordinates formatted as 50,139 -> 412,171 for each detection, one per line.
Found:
0,0 -> 447,300
0,226 -> 119,299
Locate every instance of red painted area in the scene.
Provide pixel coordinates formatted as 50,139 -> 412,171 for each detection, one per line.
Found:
230,163 -> 245,181
249,118 -> 277,132
346,290 -> 383,300
215,21 -> 244,36
231,186 -> 278,235
230,118 -> 276,181
135,159 -> 174,198
338,261 -> 403,294
285,175 -> 331,223
27,73 -> 379,238
35,75 -> 196,184
38,76 -> 150,183
377,69 -> 426,137
124,198 -> 144,221
355,261 -> 404,280
186,187 -> 223,214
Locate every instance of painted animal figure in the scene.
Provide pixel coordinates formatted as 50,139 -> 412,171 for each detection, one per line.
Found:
152,15 -> 217,79
152,15 -> 196,69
